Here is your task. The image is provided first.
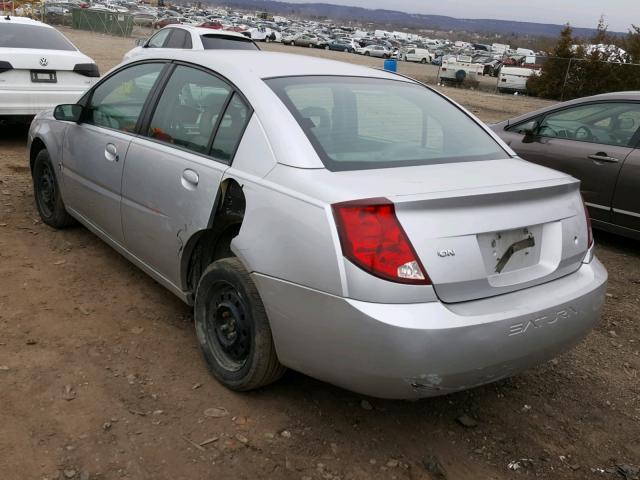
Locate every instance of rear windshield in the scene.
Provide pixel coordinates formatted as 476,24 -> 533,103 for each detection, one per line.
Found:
267,76 -> 509,171
200,34 -> 259,50
0,23 -> 76,51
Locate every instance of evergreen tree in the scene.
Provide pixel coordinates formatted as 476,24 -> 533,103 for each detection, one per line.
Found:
527,24 -> 580,99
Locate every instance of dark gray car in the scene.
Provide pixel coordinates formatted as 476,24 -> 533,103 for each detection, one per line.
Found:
492,92 -> 640,239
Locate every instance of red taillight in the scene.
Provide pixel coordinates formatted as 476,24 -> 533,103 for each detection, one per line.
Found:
582,198 -> 594,248
332,198 -> 430,285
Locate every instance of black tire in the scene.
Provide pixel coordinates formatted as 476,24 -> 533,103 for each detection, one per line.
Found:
194,258 -> 286,391
364,51 -> 370,56
421,58 -> 427,64
32,149 -> 75,229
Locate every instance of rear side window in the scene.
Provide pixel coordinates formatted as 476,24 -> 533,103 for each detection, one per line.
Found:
147,65 -> 233,155
211,94 -> 250,161
164,29 -> 190,49
0,23 -> 75,50
200,35 -> 259,50
267,76 -> 508,171
87,62 -> 165,132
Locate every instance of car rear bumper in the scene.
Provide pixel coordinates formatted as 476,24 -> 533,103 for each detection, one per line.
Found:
0,89 -> 86,115
253,258 -> 607,399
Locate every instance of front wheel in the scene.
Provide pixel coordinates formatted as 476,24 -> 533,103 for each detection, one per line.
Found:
194,258 -> 286,391
421,58 -> 427,64
32,149 -> 75,229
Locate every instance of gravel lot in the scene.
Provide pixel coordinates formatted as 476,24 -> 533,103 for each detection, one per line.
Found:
0,28 -> 638,480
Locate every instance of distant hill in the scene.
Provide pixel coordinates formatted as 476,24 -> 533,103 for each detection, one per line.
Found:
208,0 -> 616,38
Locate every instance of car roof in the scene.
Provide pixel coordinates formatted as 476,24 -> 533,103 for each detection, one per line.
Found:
164,24 -> 247,39
0,16 -> 53,28
123,50 -> 411,82
501,91 -> 640,126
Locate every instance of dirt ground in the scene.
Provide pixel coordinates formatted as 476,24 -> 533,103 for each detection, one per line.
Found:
0,28 -> 639,480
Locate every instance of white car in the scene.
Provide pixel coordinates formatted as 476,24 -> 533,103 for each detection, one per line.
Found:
0,16 -> 99,118
123,25 -> 259,62
498,66 -> 541,93
404,48 -> 432,64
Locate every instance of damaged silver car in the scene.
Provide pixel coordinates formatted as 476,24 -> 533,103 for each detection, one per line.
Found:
27,51 -> 607,399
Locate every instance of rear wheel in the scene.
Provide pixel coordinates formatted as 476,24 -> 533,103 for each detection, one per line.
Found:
194,258 -> 285,391
32,149 -> 75,229
421,58 -> 427,64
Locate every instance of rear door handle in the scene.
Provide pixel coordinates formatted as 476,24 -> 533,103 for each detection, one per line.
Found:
181,169 -> 199,188
105,143 -> 119,162
588,153 -> 619,163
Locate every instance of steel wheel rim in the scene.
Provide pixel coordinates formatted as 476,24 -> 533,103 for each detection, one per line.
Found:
37,162 -> 56,218
205,281 -> 252,371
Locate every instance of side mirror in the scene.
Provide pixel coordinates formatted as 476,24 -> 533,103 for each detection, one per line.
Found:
53,104 -> 83,122
521,127 -> 538,143
135,38 -> 147,47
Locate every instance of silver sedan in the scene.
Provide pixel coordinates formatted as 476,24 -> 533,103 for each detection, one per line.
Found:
27,50 -> 607,399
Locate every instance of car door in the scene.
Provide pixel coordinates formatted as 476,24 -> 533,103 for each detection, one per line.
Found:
406,48 -> 416,61
503,102 -> 640,223
612,137 -> 640,234
61,61 -> 167,244
121,64 -> 252,285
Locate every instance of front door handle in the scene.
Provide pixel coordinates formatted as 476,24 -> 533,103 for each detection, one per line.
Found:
181,169 -> 199,189
588,152 -> 619,163
105,143 -> 119,162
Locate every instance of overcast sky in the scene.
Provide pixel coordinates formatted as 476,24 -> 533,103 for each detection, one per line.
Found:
283,0 -> 632,31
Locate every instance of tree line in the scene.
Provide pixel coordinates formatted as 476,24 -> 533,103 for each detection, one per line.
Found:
527,18 -> 640,100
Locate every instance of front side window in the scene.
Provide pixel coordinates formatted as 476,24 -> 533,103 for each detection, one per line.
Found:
267,76 -> 509,171
0,23 -> 75,50
539,102 -> 640,146
147,65 -> 233,155
147,29 -> 171,48
86,62 -> 165,132
507,118 -> 540,135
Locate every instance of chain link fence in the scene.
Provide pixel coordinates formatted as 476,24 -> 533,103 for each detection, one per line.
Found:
1,1 -> 154,37
525,56 -> 640,100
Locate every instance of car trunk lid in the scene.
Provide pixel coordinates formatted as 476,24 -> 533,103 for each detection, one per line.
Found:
318,158 -> 589,303
391,176 -> 587,303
